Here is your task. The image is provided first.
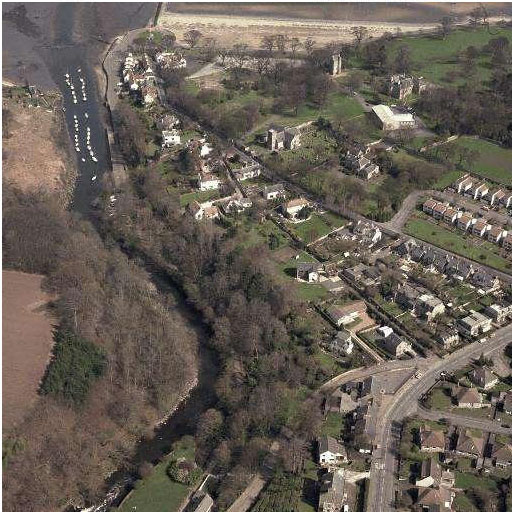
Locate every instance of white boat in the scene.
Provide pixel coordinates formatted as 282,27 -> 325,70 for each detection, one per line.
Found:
73,99 -> 77,104
87,145 -> 91,150
91,175 -> 97,181
75,146 -> 80,152
92,156 -> 98,163
77,68 -> 81,73
73,114 -> 77,119
70,84 -> 74,91
84,113 -> 88,118
81,158 -> 86,162
65,73 -> 70,78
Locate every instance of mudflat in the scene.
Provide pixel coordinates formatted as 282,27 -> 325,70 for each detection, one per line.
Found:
2,271 -> 56,431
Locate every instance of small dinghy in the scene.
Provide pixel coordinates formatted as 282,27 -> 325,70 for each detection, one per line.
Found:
91,175 -> 97,181
92,156 -> 98,163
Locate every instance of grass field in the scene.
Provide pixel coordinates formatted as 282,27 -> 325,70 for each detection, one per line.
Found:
404,217 -> 512,274
426,388 -> 452,410
292,213 -> 338,243
433,169 -> 465,190
442,137 -> 512,186
453,493 -> 479,512
455,471 -> 498,491
388,27 -> 512,87
118,457 -> 189,512
179,188 -> 220,207
321,412 -> 345,438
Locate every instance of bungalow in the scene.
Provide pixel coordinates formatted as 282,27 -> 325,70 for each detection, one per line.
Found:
454,175 -> 472,194
471,219 -> 491,237
443,207 -> 459,224
484,303 -> 511,323
416,487 -> 454,512
423,199 -> 438,216
487,225 -> 506,244
454,387 -> 484,408
282,198 -> 309,219
489,189 -> 505,206
419,426 -> 445,453
296,262 -> 320,282
457,213 -> 474,231
457,311 -> 492,337
318,436 -> 347,466
432,203 -> 448,220
501,193 -> 512,208
415,458 -> 442,488
455,429 -> 485,458
263,183 -> 285,201
162,129 -> 181,147
198,173 -> 221,191
503,233 -> 512,251
469,367 -> 498,390
327,301 -> 367,327
492,443 -> 512,468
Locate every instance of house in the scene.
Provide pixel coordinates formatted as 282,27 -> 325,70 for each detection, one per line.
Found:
296,262 -> 320,283
445,259 -> 473,281
492,443 -> 512,468
396,283 -> 422,310
371,104 -> 416,131
457,213 -> 474,231
342,264 -> 381,287
327,301 -> 367,327
318,436 -> 347,466
156,51 -> 187,69
456,311 -> 492,338
198,173 -> 221,191
162,129 -> 181,147
158,114 -> 180,130
487,225 -> 506,244
469,182 -> 489,200
352,221 -> 382,245
223,197 -> 253,214
416,487 -> 454,512
436,330 -> 459,349
318,469 -> 357,512
469,367 -> 498,390
389,74 -> 414,99
432,203 -> 448,220
423,199 -> 438,216
203,205 -> 220,220
441,470 -> 455,489
353,403 -> 378,453
443,207 -> 459,224
471,219 -> 490,237
454,387 -> 484,408
503,233 -> 512,251
455,429 -> 485,458
359,163 -> 380,180
419,426 -> 445,453
416,294 -> 445,321
470,271 -> 500,292
454,174 -> 472,194
282,198 -> 309,218
141,84 -> 158,106
200,142 -> 213,158
380,331 -> 411,358
503,392 -> 512,415
267,125 -> 301,151
188,490 -> 214,512
345,152 -> 380,180
489,189 -> 505,206
415,458 -> 442,488
188,201 -> 220,221
330,330 -> 354,356
484,303 -> 511,323
188,201 -> 204,221
501,193 -> 512,208
263,183 -> 285,201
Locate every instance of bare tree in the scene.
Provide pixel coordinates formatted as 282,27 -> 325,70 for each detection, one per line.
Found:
303,37 -> 315,55
261,35 -> 276,53
289,37 -> 301,61
439,16 -> 453,39
183,29 -> 202,48
275,34 -> 288,53
351,26 -> 369,47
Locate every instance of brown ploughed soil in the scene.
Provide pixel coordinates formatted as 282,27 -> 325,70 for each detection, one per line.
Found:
2,271 -> 56,431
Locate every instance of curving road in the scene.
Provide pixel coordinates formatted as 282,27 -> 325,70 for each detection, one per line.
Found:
367,322 -> 512,512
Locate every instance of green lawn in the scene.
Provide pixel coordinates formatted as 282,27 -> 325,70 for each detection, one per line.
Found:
387,27 -> 512,87
427,388 -> 452,411
455,471 -> 498,491
179,188 -> 220,207
118,457 -> 189,512
433,170 -> 465,190
443,137 -> 512,186
292,214 -> 336,243
453,493 -> 479,512
321,412 -> 345,438
404,217 -> 512,274
240,218 -> 290,250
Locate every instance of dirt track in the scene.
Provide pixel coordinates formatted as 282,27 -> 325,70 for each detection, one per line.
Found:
159,11 -> 441,48
2,271 -> 56,431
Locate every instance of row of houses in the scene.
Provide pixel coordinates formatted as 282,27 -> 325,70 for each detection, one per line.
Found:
122,52 -> 159,106
394,239 -> 501,292
422,198 -> 511,249
453,174 -> 512,208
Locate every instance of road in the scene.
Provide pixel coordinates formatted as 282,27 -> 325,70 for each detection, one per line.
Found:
367,322 -> 512,512
417,404 -> 512,435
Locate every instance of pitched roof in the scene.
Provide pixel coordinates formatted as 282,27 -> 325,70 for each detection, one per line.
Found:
417,487 -> 452,511
456,430 -> 485,456
492,443 -> 512,463
455,386 -> 482,404
420,426 -> 445,450
319,435 -> 345,455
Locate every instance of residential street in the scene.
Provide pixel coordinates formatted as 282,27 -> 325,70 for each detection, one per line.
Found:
417,404 -> 512,435
367,322 -> 512,512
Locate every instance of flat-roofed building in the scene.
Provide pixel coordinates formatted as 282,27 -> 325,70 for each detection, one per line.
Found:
371,104 -> 416,131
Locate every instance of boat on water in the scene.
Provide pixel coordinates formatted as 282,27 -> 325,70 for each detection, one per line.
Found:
81,157 -> 86,162
92,156 -> 98,163
92,175 -> 97,181
84,113 -> 88,119
77,68 -> 81,73
65,73 -> 70,78
75,146 -> 80,152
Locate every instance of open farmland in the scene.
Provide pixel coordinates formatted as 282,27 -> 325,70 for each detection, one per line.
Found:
2,271 -> 56,430
387,26 -> 512,87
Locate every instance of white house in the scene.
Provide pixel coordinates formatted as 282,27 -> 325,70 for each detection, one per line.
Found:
198,173 -> 221,191
200,143 -> 213,158
263,184 -> 286,200
283,198 -> 309,219
162,129 -> 181,147
318,436 -> 347,467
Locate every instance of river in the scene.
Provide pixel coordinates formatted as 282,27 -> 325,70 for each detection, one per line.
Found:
3,3 -> 219,510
